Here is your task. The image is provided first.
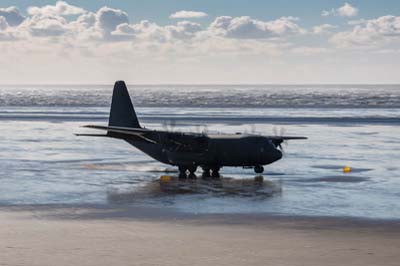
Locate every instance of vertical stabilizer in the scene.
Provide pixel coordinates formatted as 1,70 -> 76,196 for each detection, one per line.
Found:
108,81 -> 141,128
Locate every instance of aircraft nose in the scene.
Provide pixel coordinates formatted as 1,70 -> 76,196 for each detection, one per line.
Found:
264,141 -> 283,164
272,148 -> 283,162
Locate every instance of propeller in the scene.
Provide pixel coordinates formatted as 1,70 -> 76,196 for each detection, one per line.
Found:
272,126 -> 285,137
244,124 -> 257,135
162,121 -> 168,131
276,140 -> 284,152
202,125 -> 208,134
272,126 -> 288,152
169,119 -> 176,131
251,124 -> 256,134
162,119 -> 177,132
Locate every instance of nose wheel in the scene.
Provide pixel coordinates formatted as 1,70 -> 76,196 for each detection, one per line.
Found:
254,165 -> 264,174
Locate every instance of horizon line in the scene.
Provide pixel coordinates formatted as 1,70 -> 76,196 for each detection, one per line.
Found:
0,83 -> 400,86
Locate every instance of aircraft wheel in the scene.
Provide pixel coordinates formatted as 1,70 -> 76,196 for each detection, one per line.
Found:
188,165 -> 197,174
254,165 -> 264,174
188,173 -> 197,179
202,168 -> 211,178
211,167 -> 221,178
178,166 -> 187,178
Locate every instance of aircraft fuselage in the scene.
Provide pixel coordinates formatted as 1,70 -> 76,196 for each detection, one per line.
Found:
118,131 -> 282,169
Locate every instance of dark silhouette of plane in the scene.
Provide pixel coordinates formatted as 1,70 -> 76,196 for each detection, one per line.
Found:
77,81 -> 306,178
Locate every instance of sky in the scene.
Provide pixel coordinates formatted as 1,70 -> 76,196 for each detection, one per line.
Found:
0,0 -> 400,84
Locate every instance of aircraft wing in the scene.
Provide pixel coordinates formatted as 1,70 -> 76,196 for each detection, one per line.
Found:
266,136 -> 308,140
266,136 -> 307,149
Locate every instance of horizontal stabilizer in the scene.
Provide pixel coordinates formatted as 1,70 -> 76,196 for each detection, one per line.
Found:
81,125 -> 156,144
84,125 -> 149,133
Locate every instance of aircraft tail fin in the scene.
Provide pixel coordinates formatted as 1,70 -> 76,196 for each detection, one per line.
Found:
108,81 -> 141,128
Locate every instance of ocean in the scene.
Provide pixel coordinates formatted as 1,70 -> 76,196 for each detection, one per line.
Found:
0,84 -> 399,219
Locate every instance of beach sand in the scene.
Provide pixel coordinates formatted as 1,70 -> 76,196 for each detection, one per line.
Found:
1,206 -> 399,266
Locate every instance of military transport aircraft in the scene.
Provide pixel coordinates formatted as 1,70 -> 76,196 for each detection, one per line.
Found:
77,81 -> 307,178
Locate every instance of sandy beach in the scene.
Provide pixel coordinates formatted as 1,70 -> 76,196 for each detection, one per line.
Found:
1,205 -> 399,266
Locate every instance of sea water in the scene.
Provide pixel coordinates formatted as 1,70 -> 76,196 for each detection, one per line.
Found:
0,85 -> 399,219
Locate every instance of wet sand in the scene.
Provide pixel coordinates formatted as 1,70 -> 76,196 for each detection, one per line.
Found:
1,205 -> 400,266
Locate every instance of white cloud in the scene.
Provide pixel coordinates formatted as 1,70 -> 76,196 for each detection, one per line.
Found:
166,21 -> 203,39
22,5 -> 130,40
2,1 -> 400,83
337,3 -> 359,17
0,6 -> 25,26
170,10 -> 208,19
27,1 -> 86,16
111,20 -> 164,41
111,20 -> 203,42
312,24 -> 337,35
0,16 -> 19,41
96,6 -> 129,33
0,16 -> 8,30
322,3 -> 358,17
111,15 -> 304,42
26,15 -> 69,37
291,46 -> 331,56
112,22 -> 141,36
331,15 -> 400,48
209,16 -> 305,39
0,3 -> 304,46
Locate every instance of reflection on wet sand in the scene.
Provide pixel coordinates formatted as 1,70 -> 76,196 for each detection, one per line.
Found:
107,175 -> 282,204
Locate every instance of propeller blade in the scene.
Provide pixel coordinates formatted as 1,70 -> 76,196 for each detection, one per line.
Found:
280,127 -> 286,136
272,126 -> 277,136
283,140 -> 289,147
169,119 -> 176,131
251,124 -> 256,134
278,142 -> 285,155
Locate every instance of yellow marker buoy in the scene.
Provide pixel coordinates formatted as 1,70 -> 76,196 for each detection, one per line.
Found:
160,175 -> 172,182
343,166 -> 352,173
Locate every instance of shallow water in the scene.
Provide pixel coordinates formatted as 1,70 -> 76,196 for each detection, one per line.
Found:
0,85 -> 399,219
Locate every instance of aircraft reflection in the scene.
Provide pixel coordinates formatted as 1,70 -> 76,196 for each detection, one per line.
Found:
107,175 -> 282,204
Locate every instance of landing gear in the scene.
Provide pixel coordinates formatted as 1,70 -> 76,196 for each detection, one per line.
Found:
201,168 -> 211,178
178,166 -> 187,178
211,167 -> 221,178
254,165 -> 264,174
187,165 -> 197,174
180,165 -> 221,179
178,165 -> 197,178
188,165 -> 197,179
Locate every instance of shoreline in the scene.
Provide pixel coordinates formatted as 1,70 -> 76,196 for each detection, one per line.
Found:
2,203 -> 400,227
1,205 -> 400,266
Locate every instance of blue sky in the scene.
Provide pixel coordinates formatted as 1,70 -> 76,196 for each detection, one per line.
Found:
3,0 -> 399,23
0,1 -> 400,83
